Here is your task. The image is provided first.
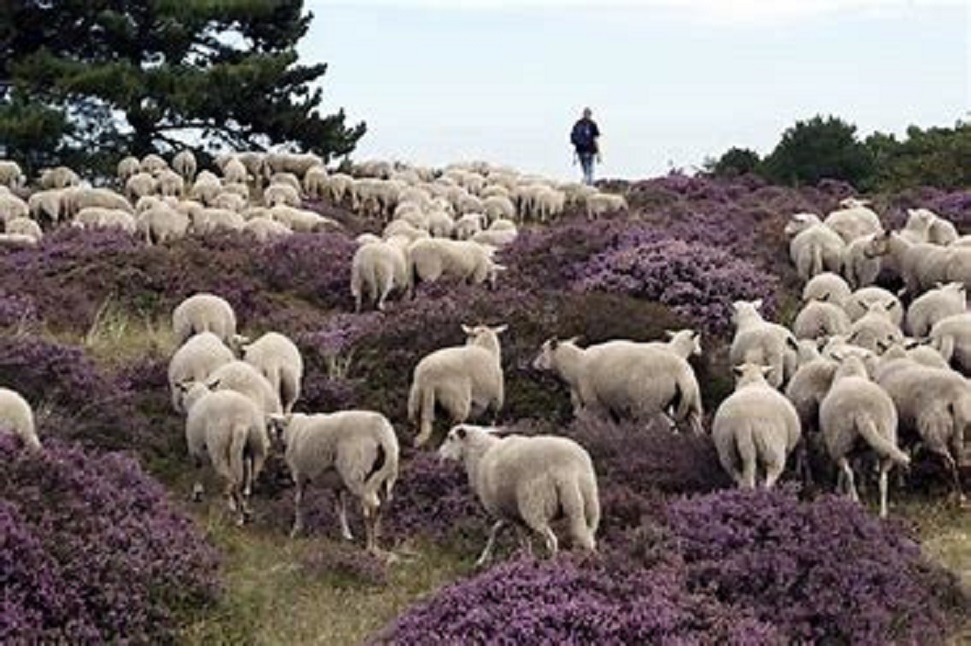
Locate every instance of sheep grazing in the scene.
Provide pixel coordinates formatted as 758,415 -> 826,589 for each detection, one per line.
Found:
167,332 -> 235,412
792,299 -> 851,341
818,355 -> 909,518
712,363 -> 802,489
172,149 -> 197,183
785,212 -> 846,280
409,238 -> 506,290
350,236 -> 410,311
172,293 -> 238,346
181,381 -> 269,524
729,299 -> 798,389
207,360 -> 283,415
408,324 -> 507,447
823,200 -> 883,244
241,332 -> 304,414
845,301 -> 904,355
267,411 -> 400,552
438,424 -> 600,566
842,286 -> 904,326
532,336 -> 704,435
0,388 -> 40,452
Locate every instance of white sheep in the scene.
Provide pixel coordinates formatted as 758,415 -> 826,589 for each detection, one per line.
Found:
792,300 -> 852,341
264,183 -> 301,208
846,301 -> 904,354
819,355 -> 909,517
784,354 -> 838,441
729,299 -> 798,388
172,293 -> 238,346
37,166 -> 80,190
62,187 -> 133,218
168,331 -> 235,412
267,410 -> 399,551
125,172 -> 157,202
172,150 -> 197,183
0,160 -> 25,189
801,271 -> 852,306
408,324 -> 506,447
906,282 -> 966,338
929,313 -> 971,375
532,336 -> 704,434
207,360 -> 283,415
241,332 -> 303,414
27,189 -> 65,224
0,191 -> 28,224
182,382 -> 269,525
842,286 -> 904,326
712,363 -> 802,488
5,217 -> 42,243
351,236 -> 410,311
269,205 -> 340,233
865,231 -> 947,295
117,156 -> 141,182
453,212 -> 486,240
0,388 -> 40,452
841,234 -> 883,288
785,213 -> 846,280
409,238 -> 505,290
898,208 -> 936,244
584,192 -> 626,221
303,165 -> 329,200
140,153 -> 168,175
155,169 -> 185,198
439,424 -> 599,566
242,216 -> 292,243
823,201 -> 883,244
137,205 -> 190,244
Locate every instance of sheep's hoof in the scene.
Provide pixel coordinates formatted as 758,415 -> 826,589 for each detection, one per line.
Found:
289,525 -> 303,539
413,435 -> 427,448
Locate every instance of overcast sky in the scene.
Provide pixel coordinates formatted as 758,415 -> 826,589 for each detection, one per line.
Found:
299,1 -> 969,181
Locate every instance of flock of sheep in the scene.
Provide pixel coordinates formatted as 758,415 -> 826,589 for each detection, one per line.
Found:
3,148 -> 969,566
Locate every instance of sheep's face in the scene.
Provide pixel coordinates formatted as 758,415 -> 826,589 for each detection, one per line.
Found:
731,363 -> 772,388
783,213 -> 816,237
532,339 -> 557,371
438,426 -> 469,462
266,414 -> 292,446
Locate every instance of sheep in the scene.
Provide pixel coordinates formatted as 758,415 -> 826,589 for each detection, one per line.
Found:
471,224 -> 518,248
426,209 -> 455,238
0,191 -> 28,224
408,324 -> 506,447
241,332 -> 303,414
242,216 -> 292,243
137,204 -> 190,244
172,150 -> 197,183
37,166 -> 80,190
206,360 -> 283,415
181,381 -> 269,525
303,165 -> 329,200
876,360 -> 970,499
823,201 -> 883,244
264,183 -> 301,208
785,213 -> 846,280
482,195 -> 516,222
222,156 -> 249,184
73,207 -> 137,233
845,301 -> 904,354
712,363 -> 802,489
409,238 -> 506,290
125,172 -> 157,202
792,299 -> 852,341
819,355 -> 909,518
729,299 -> 798,388
324,173 -> 354,205
62,187 -> 133,218
802,273 -> 852,307
784,354 -> 838,441
172,293 -> 238,346
842,287 -> 904,326
5,217 -> 42,242
190,207 -> 245,234
168,332 -> 235,412
929,313 -> 971,375
906,282 -> 966,338
27,189 -> 65,224
155,169 -> 185,198
898,208 -> 936,244
0,233 -> 38,248
269,205 -> 340,233
189,174 -> 221,205
454,212 -> 486,240
584,192 -> 626,221
0,160 -> 25,189
351,236 -> 410,311
266,410 -> 399,551
438,424 -> 599,566
140,153 -> 168,175
865,231 -> 947,295
211,192 -> 248,213
266,152 -> 324,177
0,388 -> 40,452
841,234 -> 883,288
117,156 -> 141,182
532,336 -> 704,435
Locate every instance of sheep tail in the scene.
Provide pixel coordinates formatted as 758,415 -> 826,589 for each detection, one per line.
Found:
555,472 -> 596,551
364,420 -> 400,503
856,414 -> 910,466
407,379 -> 422,423
810,242 -> 823,278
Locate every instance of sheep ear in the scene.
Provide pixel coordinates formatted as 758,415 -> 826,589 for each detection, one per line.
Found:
819,292 -> 830,302
664,330 -> 676,339
896,286 -> 908,298
566,335 -> 583,345
176,380 -> 192,393
690,330 -> 699,340
759,365 -> 773,377
492,324 -> 508,335
455,426 -> 467,440
904,338 -> 920,350
876,339 -> 889,353
460,324 -> 473,335
882,300 -> 896,312
493,264 -> 507,273
752,298 -> 763,311
732,365 -> 744,378
206,378 -> 221,389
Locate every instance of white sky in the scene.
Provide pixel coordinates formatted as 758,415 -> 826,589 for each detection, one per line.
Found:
299,0 -> 970,180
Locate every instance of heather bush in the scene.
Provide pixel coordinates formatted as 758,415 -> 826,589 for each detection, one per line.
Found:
373,551 -> 781,645
0,435 -> 221,642
573,235 -> 779,335
251,232 -> 356,311
299,543 -> 389,588
668,487 -> 969,644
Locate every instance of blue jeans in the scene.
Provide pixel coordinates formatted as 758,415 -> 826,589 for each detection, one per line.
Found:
578,152 -> 595,185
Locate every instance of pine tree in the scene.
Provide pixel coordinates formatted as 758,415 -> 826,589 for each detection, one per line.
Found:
0,0 -> 365,176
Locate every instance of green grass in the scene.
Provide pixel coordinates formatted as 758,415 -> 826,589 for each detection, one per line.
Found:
178,508 -> 470,645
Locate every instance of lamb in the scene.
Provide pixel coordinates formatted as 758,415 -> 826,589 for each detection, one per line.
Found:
0,388 -> 40,452
584,192 -> 627,221
27,189 -> 65,224
172,293 -> 238,345
712,363 -> 802,489
819,355 -> 909,517
37,166 -> 80,190
137,204 -> 190,244
792,299 -> 852,340
802,272 -> 852,306
438,424 -> 599,566
264,183 -> 301,208
0,160 -> 25,189
647,329 -> 702,359
351,236 -> 410,311
454,212 -> 486,240
125,172 -> 157,202
841,234 -> 883,288
269,205 -> 340,233
117,156 -> 141,182
5,217 -> 42,243
303,165 -> 329,200
155,169 -> 185,198
409,238 -> 506,289
729,299 -> 799,388
181,381 -> 269,525
0,191 -> 28,224
242,216 -> 292,243
929,313 -> 971,375
906,282 -> 966,338
531,336 -> 704,435
842,287 -> 904,326
408,324 -> 507,447
206,360 -> 283,415
172,150 -> 197,183
784,354 -> 838,440
785,213 -> 846,279
168,332 -> 235,412
140,153 -> 168,175
875,360 -> 971,499
266,410 -> 399,552
241,332 -> 303,414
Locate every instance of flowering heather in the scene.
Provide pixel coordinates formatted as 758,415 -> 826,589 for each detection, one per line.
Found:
573,235 -> 779,335
300,543 -> 390,588
0,290 -> 37,328
373,553 -> 781,645
667,487 -> 969,644
252,232 -> 357,311
0,435 -> 221,642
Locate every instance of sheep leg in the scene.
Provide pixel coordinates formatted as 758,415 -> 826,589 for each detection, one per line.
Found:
939,450 -> 965,503
475,520 -> 505,568
337,490 -> 354,541
539,526 -> 558,558
878,459 -> 892,519
290,480 -> 306,538
764,459 -> 785,489
837,457 -> 859,503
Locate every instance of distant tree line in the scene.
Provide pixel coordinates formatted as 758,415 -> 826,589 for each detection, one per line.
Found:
704,115 -> 971,192
0,0 -> 365,178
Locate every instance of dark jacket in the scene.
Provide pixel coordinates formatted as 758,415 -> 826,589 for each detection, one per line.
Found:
570,118 -> 600,155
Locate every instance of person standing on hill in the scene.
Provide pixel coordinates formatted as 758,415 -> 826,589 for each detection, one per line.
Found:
570,107 -> 601,185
